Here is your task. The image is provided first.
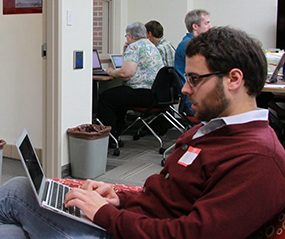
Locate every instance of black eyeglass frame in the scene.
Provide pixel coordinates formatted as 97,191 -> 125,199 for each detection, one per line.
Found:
184,71 -> 227,87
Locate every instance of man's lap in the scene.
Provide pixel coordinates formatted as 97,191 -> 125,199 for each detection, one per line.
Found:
0,177 -> 113,239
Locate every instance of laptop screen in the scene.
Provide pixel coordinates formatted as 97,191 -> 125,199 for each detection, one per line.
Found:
93,49 -> 103,69
110,54 -> 123,68
19,134 -> 44,194
271,52 -> 285,81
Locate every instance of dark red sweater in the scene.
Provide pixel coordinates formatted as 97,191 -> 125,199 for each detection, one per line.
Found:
94,121 -> 285,239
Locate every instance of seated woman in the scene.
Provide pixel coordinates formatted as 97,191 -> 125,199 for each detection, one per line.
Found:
98,22 -> 164,147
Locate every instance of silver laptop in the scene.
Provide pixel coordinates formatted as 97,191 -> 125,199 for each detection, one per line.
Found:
15,128 -> 104,230
110,54 -> 123,69
93,49 -> 108,75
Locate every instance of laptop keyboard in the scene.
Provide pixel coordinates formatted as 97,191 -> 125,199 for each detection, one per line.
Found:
93,69 -> 108,76
44,181 -> 81,217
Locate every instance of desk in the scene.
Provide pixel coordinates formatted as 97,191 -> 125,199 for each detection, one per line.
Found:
93,75 -> 113,81
92,75 -> 114,117
263,80 -> 285,93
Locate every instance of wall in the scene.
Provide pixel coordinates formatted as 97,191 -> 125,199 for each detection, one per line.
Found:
194,0 -> 277,49
0,3 -> 43,151
127,0 -> 194,48
127,0 -> 277,49
59,0 -> 93,169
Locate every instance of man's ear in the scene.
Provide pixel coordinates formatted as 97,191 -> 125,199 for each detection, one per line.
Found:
226,68 -> 244,91
192,23 -> 199,31
148,31 -> 153,37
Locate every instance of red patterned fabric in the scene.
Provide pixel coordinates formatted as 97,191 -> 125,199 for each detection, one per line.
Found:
249,210 -> 285,239
50,178 -> 143,193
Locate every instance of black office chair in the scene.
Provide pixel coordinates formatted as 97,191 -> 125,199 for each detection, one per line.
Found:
161,92 -> 201,165
166,71 -> 200,129
161,72 -> 201,166
257,92 -> 285,140
119,66 -> 183,154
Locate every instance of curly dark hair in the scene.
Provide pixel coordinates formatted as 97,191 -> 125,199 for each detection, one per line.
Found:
185,26 -> 267,96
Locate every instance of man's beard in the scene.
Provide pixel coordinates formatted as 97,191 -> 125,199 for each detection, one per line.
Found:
192,78 -> 230,122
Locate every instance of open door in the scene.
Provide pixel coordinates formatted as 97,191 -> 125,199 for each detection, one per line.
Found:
41,1 -> 93,178
42,0 -> 62,178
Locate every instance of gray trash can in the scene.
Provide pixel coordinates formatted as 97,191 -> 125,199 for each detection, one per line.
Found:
67,124 -> 111,179
0,140 -> 7,186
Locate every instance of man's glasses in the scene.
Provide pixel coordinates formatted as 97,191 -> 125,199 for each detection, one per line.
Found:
125,33 -> 129,38
184,71 -> 227,87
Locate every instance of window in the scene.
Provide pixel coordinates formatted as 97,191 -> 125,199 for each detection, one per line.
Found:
93,0 -> 110,53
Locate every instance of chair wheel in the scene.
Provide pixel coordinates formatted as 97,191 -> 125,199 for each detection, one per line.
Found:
133,135 -> 140,140
161,159 -> 165,166
113,148 -> 120,156
159,148 -> 165,154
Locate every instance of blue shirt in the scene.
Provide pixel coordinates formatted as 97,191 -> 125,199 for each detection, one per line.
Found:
174,33 -> 194,81
174,33 -> 194,114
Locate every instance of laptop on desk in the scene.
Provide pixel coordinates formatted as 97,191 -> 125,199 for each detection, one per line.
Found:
15,128 -> 104,230
267,52 -> 285,83
93,49 -> 109,76
110,54 -> 123,69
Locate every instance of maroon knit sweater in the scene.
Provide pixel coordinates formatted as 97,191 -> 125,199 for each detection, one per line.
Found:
94,121 -> 285,239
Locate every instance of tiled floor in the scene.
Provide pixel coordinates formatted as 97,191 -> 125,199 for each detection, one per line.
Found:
95,128 -> 180,185
1,127 -> 181,187
1,157 -> 26,186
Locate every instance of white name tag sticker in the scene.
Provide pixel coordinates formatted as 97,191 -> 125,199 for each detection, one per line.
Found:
178,146 -> 201,167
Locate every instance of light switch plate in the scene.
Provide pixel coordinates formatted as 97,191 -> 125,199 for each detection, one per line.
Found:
67,10 -> 72,26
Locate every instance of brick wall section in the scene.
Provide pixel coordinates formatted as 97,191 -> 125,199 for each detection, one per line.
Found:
93,0 -> 103,53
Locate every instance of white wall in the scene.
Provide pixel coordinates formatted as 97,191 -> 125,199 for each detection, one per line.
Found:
127,0 -> 194,48
194,0 -> 277,49
0,5 -> 43,148
127,0 -> 277,49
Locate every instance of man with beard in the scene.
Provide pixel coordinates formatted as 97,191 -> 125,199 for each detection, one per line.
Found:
1,27 -> 285,239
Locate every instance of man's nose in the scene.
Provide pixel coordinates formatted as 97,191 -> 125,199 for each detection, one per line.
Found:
181,82 -> 194,96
